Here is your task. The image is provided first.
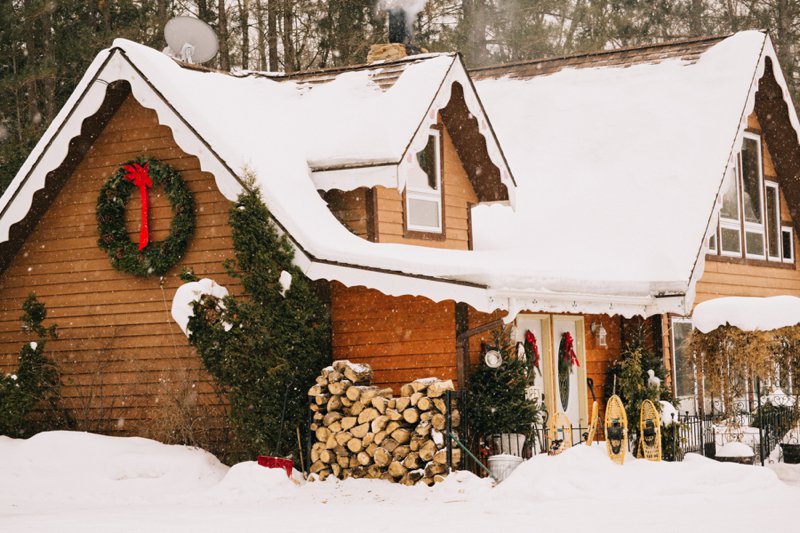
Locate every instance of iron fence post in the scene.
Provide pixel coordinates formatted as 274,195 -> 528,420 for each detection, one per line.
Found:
757,377 -> 765,466
445,390 -> 453,470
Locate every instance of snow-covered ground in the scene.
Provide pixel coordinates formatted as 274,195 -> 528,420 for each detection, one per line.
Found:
1,431 -> 798,532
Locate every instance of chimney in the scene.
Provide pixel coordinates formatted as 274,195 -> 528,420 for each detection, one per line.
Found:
367,7 -> 426,63
388,8 -> 408,44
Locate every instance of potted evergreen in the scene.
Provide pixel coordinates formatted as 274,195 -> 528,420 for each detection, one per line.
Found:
467,326 -> 543,479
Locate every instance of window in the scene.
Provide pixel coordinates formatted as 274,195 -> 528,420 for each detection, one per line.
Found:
782,225 -> 794,263
741,134 -> 765,258
719,166 -> 742,256
671,318 -> 695,398
406,131 -> 442,233
708,231 -> 717,254
766,182 -> 781,260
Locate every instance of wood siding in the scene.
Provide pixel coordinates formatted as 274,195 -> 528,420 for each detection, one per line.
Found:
329,282 -> 457,392
0,95 -> 239,449
375,123 -> 477,249
696,112 -> 800,304
323,188 -> 370,239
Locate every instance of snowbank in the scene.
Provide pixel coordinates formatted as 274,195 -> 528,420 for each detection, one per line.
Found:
1,432 -> 798,532
692,295 -> 800,333
660,401 -> 678,426
716,441 -> 755,458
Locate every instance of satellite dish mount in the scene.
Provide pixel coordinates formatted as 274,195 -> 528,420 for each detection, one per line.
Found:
164,16 -> 219,65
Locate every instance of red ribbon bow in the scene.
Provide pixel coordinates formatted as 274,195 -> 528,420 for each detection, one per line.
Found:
123,162 -> 152,250
524,330 -> 540,370
563,332 -> 580,367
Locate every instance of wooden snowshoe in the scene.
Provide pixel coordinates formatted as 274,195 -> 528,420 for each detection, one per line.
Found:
638,399 -> 662,462
548,411 -> 572,456
585,378 -> 599,446
605,395 -> 627,465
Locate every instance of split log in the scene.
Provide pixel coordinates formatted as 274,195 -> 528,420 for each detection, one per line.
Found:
341,416 -> 357,431
419,440 -> 437,462
345,386 -> 362,402
347,437 -> 364,453
337,455 -> 350,469
417,396 -> 432,411
357,407 -> 380,424
392,445 -> 411,460
346,402 -> 365,417
388,461 -> 407,479
328,379 -> 351,396
371,397 -> 388,414
335,432 -> 352,446
382,437 -> 399,453
451,409 -> 461,428
402,452 -> 420,470
400,383 -> 415,397
319,449 -> 334,464
308,384 -> 324,397
433,398 -> 447,413
328,421 -> 342,434
367,464 -> 383,478
311,442 -> 324,463
374,447 -> 391,467
427,379 -> 454,398
331,463 -> 341,478
425,461 -> 448,477
310,460 -> 327,474
410,392 -> 424,406
351,423 -> 370,439
386,409 -> 403,421
314,394 -> 330,406
385,421 -> 401,435
414,421 -> 431,438
395,397 -> 411,412
402,408 -> 419,424
362,432 -> 375,447
322,412 -> 342,427
391,428 -> 411,445
371,415 -> 389,433
432,413 -> 446,431
315,426 -> 330,443
365,443 -> 377,457
325,434 -> 337,450
343,362 -> 373,385
374,430 -> 387,445
357,452 -> 371,466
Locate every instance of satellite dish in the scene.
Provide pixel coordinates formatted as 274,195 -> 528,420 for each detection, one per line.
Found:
164,16 -> 218,64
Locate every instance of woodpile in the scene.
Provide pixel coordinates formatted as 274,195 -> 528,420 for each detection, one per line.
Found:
308,360 -> 461,485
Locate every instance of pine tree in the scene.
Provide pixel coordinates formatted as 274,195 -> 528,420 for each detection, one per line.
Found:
187,187 -> 330,460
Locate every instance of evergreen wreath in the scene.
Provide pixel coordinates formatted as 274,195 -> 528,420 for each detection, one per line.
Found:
96,157 -> 195,276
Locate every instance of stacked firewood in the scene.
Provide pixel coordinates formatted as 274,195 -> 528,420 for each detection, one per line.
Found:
308,360 -> 461,485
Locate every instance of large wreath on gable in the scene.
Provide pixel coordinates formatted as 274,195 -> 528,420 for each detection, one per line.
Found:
96,157 -> 195,277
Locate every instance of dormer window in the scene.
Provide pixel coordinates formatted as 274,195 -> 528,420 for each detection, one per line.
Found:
406,130 -> 443,233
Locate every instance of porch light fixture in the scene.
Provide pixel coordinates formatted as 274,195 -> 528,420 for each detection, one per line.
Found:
591,322 -> 608,348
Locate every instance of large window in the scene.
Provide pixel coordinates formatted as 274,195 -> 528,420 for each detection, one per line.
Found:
741,134 -> 765,258
671,318 -> 696,399
710,132 -> 794,263
406,131 -> 442,233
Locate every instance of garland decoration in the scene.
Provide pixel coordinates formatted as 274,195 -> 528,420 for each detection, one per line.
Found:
523,330 -> 540,373
558,332 -> 580,410
97,157 -> 195,277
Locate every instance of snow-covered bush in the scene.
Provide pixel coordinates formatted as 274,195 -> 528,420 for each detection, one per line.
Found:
0,294 -> 66,437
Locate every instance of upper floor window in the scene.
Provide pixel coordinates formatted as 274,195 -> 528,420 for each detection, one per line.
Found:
406,130 -> 443,233
710,132 -> 793,264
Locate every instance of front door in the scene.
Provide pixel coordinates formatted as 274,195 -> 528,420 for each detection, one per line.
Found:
551,317 -> 588,440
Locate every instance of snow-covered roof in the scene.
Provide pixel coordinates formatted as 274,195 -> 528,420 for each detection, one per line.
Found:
2,32 -> 797,320
470,31 -> 800,315
692,295 -> 800,333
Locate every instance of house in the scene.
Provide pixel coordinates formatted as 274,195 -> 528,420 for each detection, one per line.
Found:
1,29 -> 798,452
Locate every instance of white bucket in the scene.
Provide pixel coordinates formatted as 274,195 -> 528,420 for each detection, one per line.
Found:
491,433 -> 526,456
488,454 -> 524,482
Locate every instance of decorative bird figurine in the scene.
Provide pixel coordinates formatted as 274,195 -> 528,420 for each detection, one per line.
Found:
647,369 -> 661,389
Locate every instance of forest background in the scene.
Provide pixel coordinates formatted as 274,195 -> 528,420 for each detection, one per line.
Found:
1,0 -> 799,191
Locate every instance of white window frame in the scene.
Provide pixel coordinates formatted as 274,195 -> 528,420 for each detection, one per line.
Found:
719,167 -> 743,257
670,317 -> 697,401
707,228 -> 718,254
405,130 -> 443,234
782,225 -> 794,263
765,181 -> 781,261
741,132 -> 766,260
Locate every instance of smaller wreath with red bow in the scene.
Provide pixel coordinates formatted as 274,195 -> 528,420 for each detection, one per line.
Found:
96,157 -> 195,277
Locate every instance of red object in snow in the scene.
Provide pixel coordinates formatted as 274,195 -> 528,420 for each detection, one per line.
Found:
257,456 -> 293,478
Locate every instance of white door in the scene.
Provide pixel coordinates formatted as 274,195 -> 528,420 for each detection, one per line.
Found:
552,317 -> 587,437
514,315 -> 547,406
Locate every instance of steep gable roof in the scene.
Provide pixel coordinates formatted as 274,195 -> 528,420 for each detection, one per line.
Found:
469,30 -> 800,312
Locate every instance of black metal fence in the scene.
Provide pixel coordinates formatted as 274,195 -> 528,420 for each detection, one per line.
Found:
444,386 -> 800,475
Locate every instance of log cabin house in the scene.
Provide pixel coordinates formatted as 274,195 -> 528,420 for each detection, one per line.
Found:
1,30 -> 799,450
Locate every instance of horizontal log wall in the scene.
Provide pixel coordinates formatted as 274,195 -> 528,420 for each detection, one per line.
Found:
0,95 -> 239,451
329,282 -> 457,392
